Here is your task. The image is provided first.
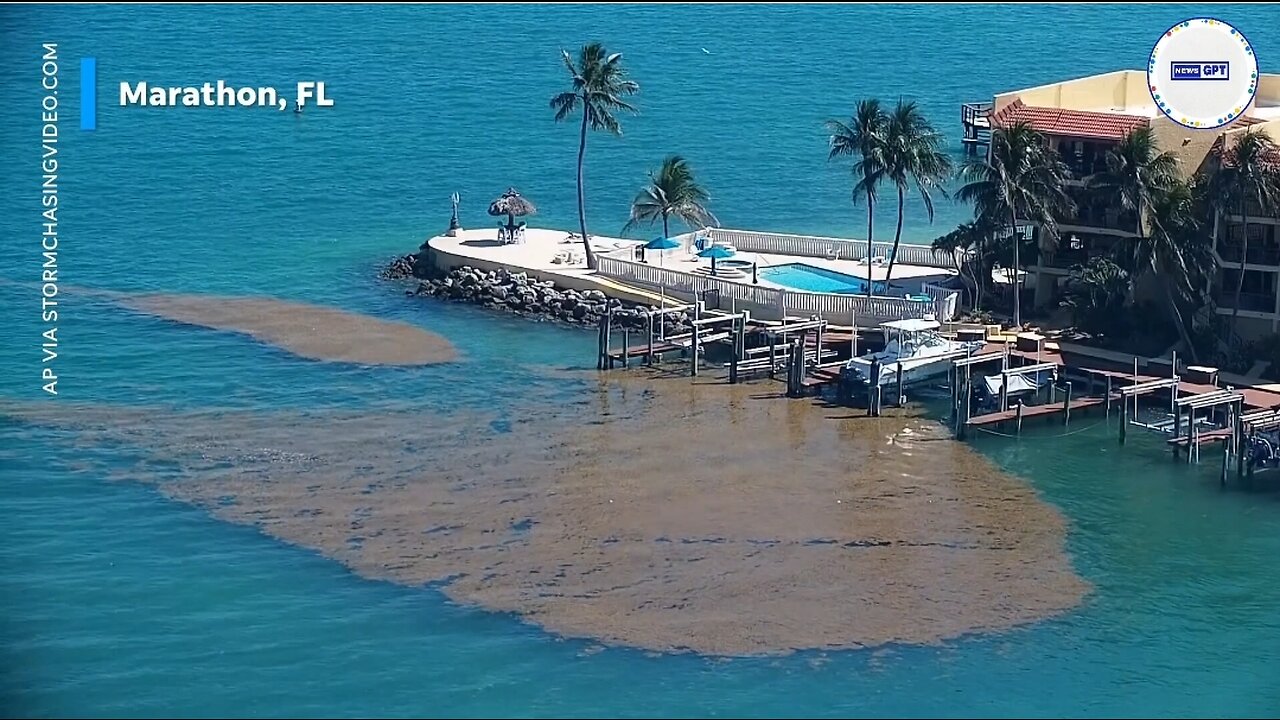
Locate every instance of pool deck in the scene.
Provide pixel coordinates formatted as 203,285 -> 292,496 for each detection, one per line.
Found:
427,227 -> 956,294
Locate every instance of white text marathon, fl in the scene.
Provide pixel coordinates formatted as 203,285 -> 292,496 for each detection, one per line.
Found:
119,80 -> 334,111
40,43 -> 60,396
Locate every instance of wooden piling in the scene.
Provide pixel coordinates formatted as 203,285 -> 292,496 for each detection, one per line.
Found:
1015,401 -> 1024,435
646,311 -> 655,366
1236,411 -> 1246,480
1119,394 -> 1128,445
1221,437 -> 1230,487
596,314 -> 606,370
1172,403 -> 1182,459
1105,375 -> 1113,417
1063,383 -> 1073,426
895,362 -> 905,408
768,335 -> 777,380
1187,408 -> 1196,464
690,322 -> 700,377
959,365 -> 972,440
622,328 -> 629,368
605,308 -> 614,369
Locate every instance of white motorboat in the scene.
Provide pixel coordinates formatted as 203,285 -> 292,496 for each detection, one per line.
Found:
846,318 -> 984,387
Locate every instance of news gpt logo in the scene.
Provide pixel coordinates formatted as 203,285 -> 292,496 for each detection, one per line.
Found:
1149,18 -> 1258,130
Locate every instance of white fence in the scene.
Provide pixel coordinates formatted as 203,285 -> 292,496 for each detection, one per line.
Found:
596,254 -> 960,325
706,228 -> 960,269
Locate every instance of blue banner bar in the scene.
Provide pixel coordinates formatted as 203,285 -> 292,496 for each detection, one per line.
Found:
81,57 -> 96,130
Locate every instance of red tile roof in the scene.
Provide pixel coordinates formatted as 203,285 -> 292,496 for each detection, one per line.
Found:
989,98 -> 1150,141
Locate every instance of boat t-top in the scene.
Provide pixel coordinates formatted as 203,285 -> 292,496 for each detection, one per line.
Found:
845,317 -> 985,387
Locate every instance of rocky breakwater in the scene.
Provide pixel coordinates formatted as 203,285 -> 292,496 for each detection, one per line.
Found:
402,263 -> 693,335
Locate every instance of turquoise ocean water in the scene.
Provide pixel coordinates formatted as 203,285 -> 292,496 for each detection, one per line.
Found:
4,4 -> 1280,717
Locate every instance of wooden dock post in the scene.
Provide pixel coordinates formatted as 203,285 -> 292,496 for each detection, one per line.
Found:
1236,411 -> 1246,480
999,375 -> 1009,413
1187,408 -> 1197,464
895,362 -> 905,408
1119,393 -> 1128,445
1015,401 -> 1024,435
868,360 -> 882,417
1105,375 -> 1113,418
850,308 -> 858,358
949,363 -> 958,429
1049,380 -> 1056,406
768,335 -> 777,380
815,318 -> 824,371
1172,403 -> 1182,459
1063,383 -> 1073,426
605,308 -> 614,369
690,321 -> 700,377
959,365 -> 972,440
1132,357 -> 1140,419
622,328 -> 630,368
729,319 -> 739,385
646,311 -> 655,366
1170,351 -> 1179,417
1221,437 -> 1230,487
596,314 -> 606,370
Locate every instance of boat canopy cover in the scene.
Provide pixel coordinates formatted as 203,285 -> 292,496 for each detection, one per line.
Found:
881,318 -> 941,333
983,374 -> 1038,395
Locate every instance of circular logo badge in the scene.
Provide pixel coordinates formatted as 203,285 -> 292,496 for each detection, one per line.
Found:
1148,18 -> 1258,129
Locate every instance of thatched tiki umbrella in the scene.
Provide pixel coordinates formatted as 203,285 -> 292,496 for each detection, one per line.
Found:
487,188 -> 536,239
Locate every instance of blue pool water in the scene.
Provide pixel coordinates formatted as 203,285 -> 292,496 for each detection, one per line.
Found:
761,263 -> 880,294
4,3 -> 1280,717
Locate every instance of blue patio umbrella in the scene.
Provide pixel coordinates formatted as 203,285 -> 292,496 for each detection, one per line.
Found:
645,236 -> 680,250
643,236 -> 681,265
698,244 -> 736,275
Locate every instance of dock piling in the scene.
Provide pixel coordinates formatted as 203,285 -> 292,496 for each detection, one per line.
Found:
1119,395 -> 1128,445
646,312 -> 655,366
622,327 -> 629,368
1063,383 -> 1073,426
1015,401 -> 1024,435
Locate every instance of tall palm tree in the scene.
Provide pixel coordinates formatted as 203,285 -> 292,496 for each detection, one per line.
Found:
827,100 -> 888,297
550,43 -> 639,270
1141,179 -> 1206,361
623,155 -> 718,238
882,100 -> 952,284
957,122 -> 1074,327
1089,127 -> 1181,239
1208,129 -> 1280,337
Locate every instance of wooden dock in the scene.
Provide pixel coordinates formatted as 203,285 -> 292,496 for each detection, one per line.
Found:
967,396 -> 1107,428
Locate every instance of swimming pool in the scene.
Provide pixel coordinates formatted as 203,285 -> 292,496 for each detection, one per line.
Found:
760,263 -> 885,294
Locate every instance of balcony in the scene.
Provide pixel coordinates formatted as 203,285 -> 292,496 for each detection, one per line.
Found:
1065,202 -> 1138,235
1060,154 -> 1107,179
1215,290 -> 1277,313
1217,243 -> 1280,267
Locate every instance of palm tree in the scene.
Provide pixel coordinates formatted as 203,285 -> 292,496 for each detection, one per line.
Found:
1208,129 -> 1280,338
827,100 -> 888,296
550,43 -> 639,269
1088,127 -> 1180,300
623,155 -> 718,238
957,122 -> 1074,327
882,100 -> 952,284
933,217 -> 998,312
1141,179 -> 1206,361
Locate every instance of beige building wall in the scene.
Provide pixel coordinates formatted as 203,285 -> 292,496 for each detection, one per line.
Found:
1150,115 -> 1255,176
993,70 -> 1146,112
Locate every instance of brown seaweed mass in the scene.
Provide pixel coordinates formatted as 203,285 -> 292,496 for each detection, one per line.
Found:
121,294 -> 457,365
5,375 -> 1087,656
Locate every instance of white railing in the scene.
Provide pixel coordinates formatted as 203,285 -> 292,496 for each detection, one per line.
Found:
595,254 -> 956,324
705,228 -> 959,269
920,281 -> 961,322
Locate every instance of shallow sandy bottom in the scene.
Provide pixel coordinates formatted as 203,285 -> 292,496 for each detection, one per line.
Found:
121,293 -> 457,366
5,372 -> 1088,656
